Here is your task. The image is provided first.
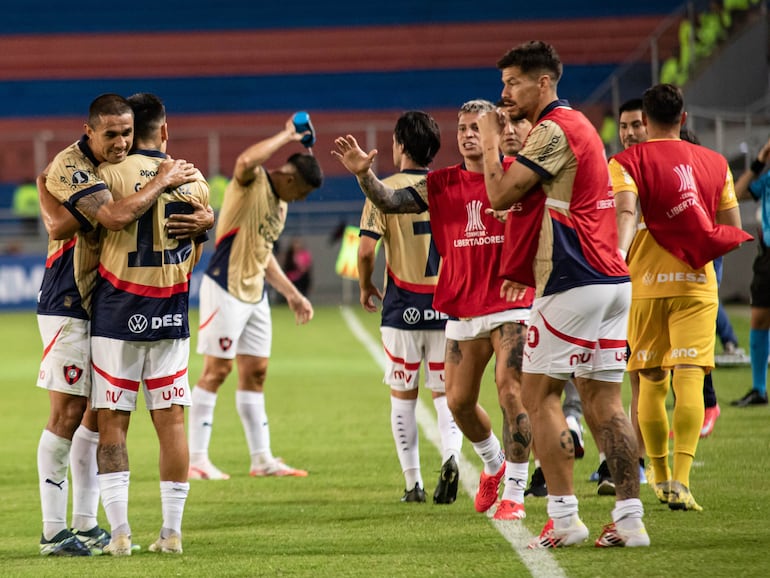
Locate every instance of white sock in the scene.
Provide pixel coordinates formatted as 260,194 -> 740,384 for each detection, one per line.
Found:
433,395 -> 462,463
38,430 -> 71,540
69,425 -> 100,532
391,397 -> 421,488
534,458 -> 541,468
236,390 -> 273,467
599,452 -> 607,464
98,471 -> 130,536
160,481 -> 190,536
471,434 -> 505,475
500,461 -> 528,503
612,498 -> 644,525
547,494 -> 579,522
189,387 -> 218,465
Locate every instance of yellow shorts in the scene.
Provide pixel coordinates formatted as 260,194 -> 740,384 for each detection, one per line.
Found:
626,296 -> 717,371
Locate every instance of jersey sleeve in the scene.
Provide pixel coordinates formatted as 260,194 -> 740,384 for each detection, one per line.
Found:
516,120 -> 570,180
609,158 -> 638,197
717,167 -> 739,211
359,198 -> 385,238
46,149 -> 106,230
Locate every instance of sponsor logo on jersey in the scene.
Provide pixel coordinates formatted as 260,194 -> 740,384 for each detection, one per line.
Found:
635,350 -> 656,362
670,347 -> 698,359
453,200 -> 504,248
403,307 -> 421,325
128,314 -> 149,334
402,307 -> 448,325
71,170 -> 90,185
654,272 -> 708,284
63,364 -> 83,385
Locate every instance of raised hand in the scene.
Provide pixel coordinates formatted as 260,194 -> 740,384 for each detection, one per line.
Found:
331,135 -> 378,176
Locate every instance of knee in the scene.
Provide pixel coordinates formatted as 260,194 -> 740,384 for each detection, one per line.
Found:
200,359 -> 233,388
47,397 -> 87,438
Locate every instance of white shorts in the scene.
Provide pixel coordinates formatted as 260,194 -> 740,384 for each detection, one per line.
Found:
445,308 -> 530,341
91,336 -> 191,411
37,315 -> 91,397
524,283 -> 630,382
381,327 -> 446,392
196,275 -> 271,359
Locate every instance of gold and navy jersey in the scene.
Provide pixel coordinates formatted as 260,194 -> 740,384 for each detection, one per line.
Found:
205,166 -> 286,303
39,137 -> 106,319
360,169 -> 446,330
91,149 -> 210,341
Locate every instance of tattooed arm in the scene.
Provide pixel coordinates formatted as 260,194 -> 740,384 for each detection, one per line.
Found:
332,134 -> 423,214
75,158 -> 198,231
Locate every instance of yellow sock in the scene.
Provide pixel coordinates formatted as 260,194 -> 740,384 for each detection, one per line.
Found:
638,373 -> 671,483
671,366 -> 704,488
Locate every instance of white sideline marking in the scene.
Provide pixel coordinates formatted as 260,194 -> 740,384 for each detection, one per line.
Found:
341,306 -> 566,578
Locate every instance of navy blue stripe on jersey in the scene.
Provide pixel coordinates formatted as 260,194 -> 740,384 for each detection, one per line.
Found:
206,232 -> 236,293
131,149 -> 167,158
63,202 -> 94,233
37,245 -> 89,320
381,272 -> 447,330
360,229 -> 381,240
69,182 -> 108,205
90,273 -> 190,341
406,186 -> 429,213
543,216 -> 630,296
516,155 -> 553,181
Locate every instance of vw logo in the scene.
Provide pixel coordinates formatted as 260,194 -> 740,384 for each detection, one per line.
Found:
128,314 -> 148,334
402,307 -> 421,325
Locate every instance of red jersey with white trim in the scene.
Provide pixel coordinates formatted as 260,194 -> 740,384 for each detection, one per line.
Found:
205,167 -> 285,304
90,149 -> 209,341
409,161 -> 534,318
515,100 -> 629,297
359,169 -> 446,330
39,136 -> 106,319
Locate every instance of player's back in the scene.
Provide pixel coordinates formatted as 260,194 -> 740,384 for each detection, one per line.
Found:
91,151 -> 209,341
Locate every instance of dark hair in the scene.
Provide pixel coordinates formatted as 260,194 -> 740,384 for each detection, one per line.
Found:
126,93 -> 166,142
679,127 -> 701,145
88,93 -> 132,128
394,111 -> 441,167
619,98 -> 643,118
287,153 -> 323,189
496,41 -> 562,84
642,84 -> 684,126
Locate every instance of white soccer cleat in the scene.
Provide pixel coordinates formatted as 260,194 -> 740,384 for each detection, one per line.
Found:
188,461 -> 230,480
149,532 -> 183,554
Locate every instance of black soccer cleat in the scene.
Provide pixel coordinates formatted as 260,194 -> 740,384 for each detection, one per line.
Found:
433,455 -> 459,504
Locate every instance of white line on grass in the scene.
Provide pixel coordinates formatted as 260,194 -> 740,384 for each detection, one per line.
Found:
340,306 -> 566,578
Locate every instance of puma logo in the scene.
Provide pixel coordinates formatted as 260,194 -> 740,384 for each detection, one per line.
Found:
45,478 -> 65,490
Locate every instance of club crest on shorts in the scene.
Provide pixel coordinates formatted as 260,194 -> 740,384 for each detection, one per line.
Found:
219,337 -> 233,351
63,365 -> 83,385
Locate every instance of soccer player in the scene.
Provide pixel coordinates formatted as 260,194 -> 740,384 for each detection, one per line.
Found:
357,111 -> 463,504
187,118 -> 322,481
334,99 -> 534,521
478,40 -> 648,548
36,93 -> 203,556
612,83 -> 748,513
731,133 -> 770,408
89,93 -> 210,555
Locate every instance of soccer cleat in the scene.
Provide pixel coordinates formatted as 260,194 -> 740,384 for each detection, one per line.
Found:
188,461 -> 231,480
594,522 -> 650,547
566,415 -> 584,459
72,526 -> 110,555
401,482 -> 426,503
596,460 -> 616,496
700,404 -> 721,438
433,455 -> 459,504
250,458 -> 308,477
731,389 -> 768,407
528,516 -> 589,549
668,480 -> 702,511
653,480 -> 671,504
39,529 -> 92,557
524,466 -> 547,498
103,534 -> 133,556
149,532 -> 183,554
474,464 -> 505,513
492,499 -> 526,520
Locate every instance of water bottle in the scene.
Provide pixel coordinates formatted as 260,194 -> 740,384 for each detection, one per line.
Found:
292,111 -> 316,148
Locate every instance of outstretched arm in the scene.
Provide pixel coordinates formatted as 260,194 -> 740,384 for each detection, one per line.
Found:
332,135 -> 423,213
75,158 -> 199,231
735,136 -> 770,201
233,117 -> 307,186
